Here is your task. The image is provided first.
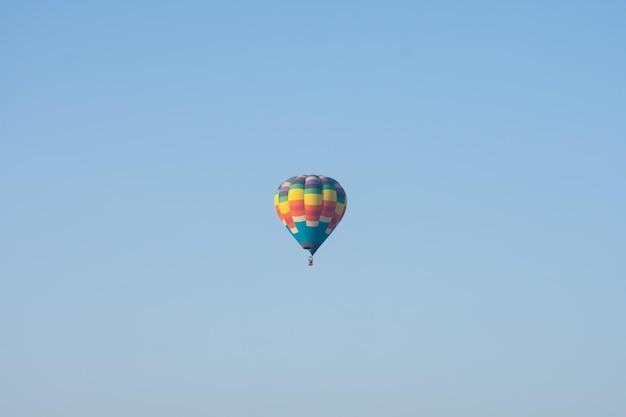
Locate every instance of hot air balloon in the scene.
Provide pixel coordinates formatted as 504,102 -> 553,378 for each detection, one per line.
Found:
274,175 -> 347,266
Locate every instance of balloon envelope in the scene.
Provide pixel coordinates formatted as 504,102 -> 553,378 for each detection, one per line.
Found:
274,175 -> 347,255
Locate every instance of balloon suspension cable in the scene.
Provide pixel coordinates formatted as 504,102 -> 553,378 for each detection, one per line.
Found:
308,255 -> 313,266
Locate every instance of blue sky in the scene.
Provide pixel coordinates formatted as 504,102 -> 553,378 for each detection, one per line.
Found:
1,1 -> 625,416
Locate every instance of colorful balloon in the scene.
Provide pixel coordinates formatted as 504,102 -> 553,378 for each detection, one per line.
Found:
274,175 -> 347,256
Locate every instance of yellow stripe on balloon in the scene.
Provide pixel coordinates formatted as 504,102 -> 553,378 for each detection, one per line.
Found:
323,189 -> 337,201
288,188 -> 304,201
304,193 -> 322,205
279,201 -> 290,214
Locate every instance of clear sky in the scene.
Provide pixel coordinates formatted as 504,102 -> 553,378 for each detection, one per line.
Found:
1,1 -> 625,416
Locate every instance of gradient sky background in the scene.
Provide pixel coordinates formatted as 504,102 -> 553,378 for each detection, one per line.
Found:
1,1 -> 625,416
